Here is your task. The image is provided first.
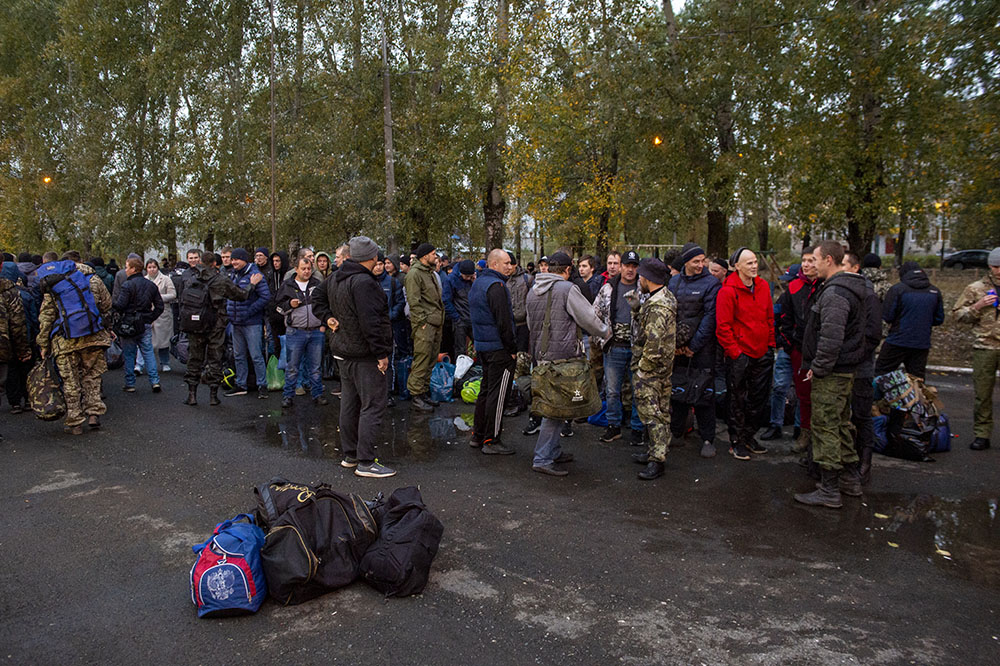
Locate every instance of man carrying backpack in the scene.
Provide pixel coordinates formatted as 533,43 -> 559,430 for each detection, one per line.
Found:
36,255 -> 113,435
112,257 -> 164,393
180,251 -> 263,407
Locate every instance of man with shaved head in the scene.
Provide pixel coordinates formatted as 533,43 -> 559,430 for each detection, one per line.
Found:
468,249 -> 518,455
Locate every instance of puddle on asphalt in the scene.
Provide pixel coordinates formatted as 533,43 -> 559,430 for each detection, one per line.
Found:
236,401 -> 475,464
864,492 -> 999,588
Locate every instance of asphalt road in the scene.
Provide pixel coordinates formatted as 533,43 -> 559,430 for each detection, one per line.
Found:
1,369 -> 998,665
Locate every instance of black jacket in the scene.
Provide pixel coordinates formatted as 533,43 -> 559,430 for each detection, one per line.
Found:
802,271 -> 869,377
776,272 -> 822,352
856,276 -> 883,380
113,272 -> 164,326
882,265 -> 944,349
273,274 -> 323,328
313,260 -> 393,361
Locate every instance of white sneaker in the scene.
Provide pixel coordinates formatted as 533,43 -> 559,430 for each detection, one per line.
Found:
161,364 -> 172,373
134,366 -> 143,375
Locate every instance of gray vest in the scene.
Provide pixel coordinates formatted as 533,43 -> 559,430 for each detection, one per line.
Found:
526,280 -> 584,362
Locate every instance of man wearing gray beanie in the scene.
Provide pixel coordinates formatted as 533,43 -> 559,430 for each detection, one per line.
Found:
314,236 -> 397,477
952,247 -> 1000,450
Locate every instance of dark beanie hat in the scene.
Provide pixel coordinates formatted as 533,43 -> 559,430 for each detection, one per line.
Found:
679,242 -> 706,265
377,251 -> 386,262
638,258 -> 668,285
414,242 -> 436,259
17,252 -> 32,263
547,251 -> 573,267
729,247 -> 750,266
231,248 -> 250,263
898,260 -> 921,277
862,253 -> 881,269
670,254 -> 685,273
255,247 -> 269,256
399,254 -> 411,266
458,259 -> 476,275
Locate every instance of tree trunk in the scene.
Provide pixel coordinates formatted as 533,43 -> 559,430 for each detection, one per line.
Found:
380,0 -> 398,254
482,0 -> 509,251
895,212 -> 906,267
756,205 -> 769,252
707,94 -> 736,258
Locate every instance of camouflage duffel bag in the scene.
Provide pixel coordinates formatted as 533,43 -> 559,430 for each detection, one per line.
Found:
531,357 -> 600,421
28,358 -> 66,422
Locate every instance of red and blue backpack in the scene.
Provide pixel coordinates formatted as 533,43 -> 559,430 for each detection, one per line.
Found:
190,514 -> 267,618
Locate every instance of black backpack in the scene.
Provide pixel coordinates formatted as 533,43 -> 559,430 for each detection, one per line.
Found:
255,479 -> 380,605
360,487 -> 444,597
179,274 -> 216,333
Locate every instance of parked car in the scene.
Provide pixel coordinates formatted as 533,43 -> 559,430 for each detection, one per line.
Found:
942,249 -> 989,270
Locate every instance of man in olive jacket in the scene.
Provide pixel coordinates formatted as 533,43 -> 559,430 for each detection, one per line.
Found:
405,242 -> 445,412
314,236 -> 396,479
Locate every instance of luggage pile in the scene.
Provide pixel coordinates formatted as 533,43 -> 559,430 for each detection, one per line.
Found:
190,479 -> 443,618
872,371 -> 952,462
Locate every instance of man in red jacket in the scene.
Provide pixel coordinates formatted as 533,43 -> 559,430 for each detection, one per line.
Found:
716,248 -> 776,459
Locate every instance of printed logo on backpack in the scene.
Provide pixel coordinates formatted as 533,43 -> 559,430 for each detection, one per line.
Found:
190,513 -> 267,618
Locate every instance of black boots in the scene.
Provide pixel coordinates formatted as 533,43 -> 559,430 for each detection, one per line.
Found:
858,446 -> 873,486
838,462 -> 863,497
760,425 -> 783,440
638,461 -> 665,480
794,468 -> 843,508
971,437 -> 990,450
184,385 -> 198,406
411,394 -> 435,412
209,386 -> 220,406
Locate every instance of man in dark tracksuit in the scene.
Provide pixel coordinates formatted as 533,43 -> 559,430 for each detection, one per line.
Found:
470,250 -> 518,455
182,252 -> 261,406
844,252 -> 883,485
875,261 -> 944,379
314,236 -> 396,478
795,241 -> 869,509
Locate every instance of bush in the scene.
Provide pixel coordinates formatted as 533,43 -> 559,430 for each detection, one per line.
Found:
902,254 -> 941,268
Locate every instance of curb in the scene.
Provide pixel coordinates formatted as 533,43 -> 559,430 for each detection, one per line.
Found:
926,365 -> 994,376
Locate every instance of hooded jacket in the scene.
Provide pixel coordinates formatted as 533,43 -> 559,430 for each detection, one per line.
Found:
715,272 -> 775,359
266,251 -> 289,302
527,272 -> 610,363
313,252 -> 334,279
776,269 -> 822,352
508,265 -> 533,325
227,263 -> 271,326
377,271 -> 406,323
442,268 -> 473,324
802,271 -> 870,377
313,260 -> 393,361
882,264 -> 944,349
405,259 -> 444,328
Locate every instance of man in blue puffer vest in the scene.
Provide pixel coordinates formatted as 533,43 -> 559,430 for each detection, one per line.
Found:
226,248 -> 272,399
469,249 -> 518,455
667,243 -> 721,459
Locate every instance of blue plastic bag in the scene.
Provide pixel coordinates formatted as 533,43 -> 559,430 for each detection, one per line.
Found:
587,400 -> 609,427
429,356 -> 456,403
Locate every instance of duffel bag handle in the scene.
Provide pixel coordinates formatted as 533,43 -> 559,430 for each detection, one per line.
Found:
192,513 -> 257,553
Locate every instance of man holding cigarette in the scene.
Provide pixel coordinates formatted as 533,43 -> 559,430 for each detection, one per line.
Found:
314,236 -> 396,478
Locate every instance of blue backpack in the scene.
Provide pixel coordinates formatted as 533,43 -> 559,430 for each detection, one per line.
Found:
190,514 -> 268,618
37,260 -> 104,339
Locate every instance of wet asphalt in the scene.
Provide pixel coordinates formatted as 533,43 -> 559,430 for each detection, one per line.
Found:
1,369 -> 998,665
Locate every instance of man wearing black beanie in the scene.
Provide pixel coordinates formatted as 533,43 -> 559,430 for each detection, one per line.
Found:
405,242 -> 445,411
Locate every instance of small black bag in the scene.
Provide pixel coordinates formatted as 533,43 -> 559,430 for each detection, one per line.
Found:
670,363 -> 715,407
360,487 -> 444,597
112,310 -> 143,339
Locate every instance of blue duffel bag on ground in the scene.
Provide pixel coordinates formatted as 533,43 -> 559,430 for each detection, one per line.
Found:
190,514 -> 267,618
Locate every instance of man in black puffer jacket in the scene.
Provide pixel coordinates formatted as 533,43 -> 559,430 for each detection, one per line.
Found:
874,260 -> 944,379
112,257 -> 165,393
795,241 -> 870,509
314,236 -> 396,479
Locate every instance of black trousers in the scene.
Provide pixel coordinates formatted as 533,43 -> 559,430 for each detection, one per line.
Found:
474,350 -> 516,445
875,342 -> 929,379
339,358 -> 388,463
185,327 -> 226,387
726,351 -> 774,445
5,357 -> 31,407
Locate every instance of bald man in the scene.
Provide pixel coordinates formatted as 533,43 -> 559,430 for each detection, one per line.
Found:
468,249 -> 518,455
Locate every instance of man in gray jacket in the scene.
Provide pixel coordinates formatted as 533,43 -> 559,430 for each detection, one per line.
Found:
526,252 -> 611,476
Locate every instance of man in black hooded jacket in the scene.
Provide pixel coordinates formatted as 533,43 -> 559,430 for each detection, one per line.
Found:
314,236 -> 396,479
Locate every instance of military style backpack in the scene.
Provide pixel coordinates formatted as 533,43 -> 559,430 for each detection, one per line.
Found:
37,260 -> 104,339
179,274 -> 217,333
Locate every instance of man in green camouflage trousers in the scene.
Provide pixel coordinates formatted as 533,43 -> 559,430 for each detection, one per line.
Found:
952,247 -> 1000,450
36,259 -> 113,435
630,258 -> 677,481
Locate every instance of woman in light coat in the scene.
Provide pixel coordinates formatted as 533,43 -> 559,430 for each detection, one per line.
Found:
145,258 -> 177,371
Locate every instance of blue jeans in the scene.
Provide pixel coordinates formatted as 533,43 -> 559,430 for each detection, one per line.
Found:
768,348 -> 799,428
233,323 -> 266,389
533,417 -> 565,466
123,326 -> 159,387
603,345 -> 643,431
282,328 -> 325,398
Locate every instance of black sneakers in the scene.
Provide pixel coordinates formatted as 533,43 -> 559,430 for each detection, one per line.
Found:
760,425 -> 783,440
730,443 -> 751,460
224,386 -> 248,397
600,426 -> 622,442
481,441 -> 516,455
355,460 -> 397,478
522,415 -> 541,436
560,422 -> 574,438
411,394 -> 435,412
746,439 -> 768,454
258,386 -> 269,399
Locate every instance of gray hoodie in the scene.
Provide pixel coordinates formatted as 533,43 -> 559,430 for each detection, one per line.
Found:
526,272 -> 610,362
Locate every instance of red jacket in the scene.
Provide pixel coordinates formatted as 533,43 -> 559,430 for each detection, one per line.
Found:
716,271 -> 776,359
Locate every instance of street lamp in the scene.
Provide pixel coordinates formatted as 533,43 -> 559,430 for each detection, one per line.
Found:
42,175 -> 52,184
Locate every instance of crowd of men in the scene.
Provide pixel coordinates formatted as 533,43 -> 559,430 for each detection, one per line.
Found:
1,239 -> 999,504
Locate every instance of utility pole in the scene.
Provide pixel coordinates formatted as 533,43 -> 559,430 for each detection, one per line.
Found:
380,0 -> 398,254
269,0 -> 278,251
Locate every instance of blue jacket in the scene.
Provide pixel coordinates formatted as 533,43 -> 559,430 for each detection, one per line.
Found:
667,267 -> 720,363
442,269 -> 473,323
227,263 -> 271,326
883,267 -> 944,349
470,268 -> 516,354
378,271 -> 406,323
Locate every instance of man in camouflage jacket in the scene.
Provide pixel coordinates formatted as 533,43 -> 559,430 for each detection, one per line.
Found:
36,260 -> 113,434
952,247 -> 1000,450
0,254 -> 32,429
630,258 -> 677,481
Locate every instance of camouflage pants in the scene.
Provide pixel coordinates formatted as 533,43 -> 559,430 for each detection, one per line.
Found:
185,327 -> 226,387
811,373 -> 857,471
635,372 -> 672,462
54,347 -> 108,427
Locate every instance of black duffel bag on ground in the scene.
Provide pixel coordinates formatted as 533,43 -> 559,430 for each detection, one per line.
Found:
256,479 -> 380,605
360,486 -> 444,597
